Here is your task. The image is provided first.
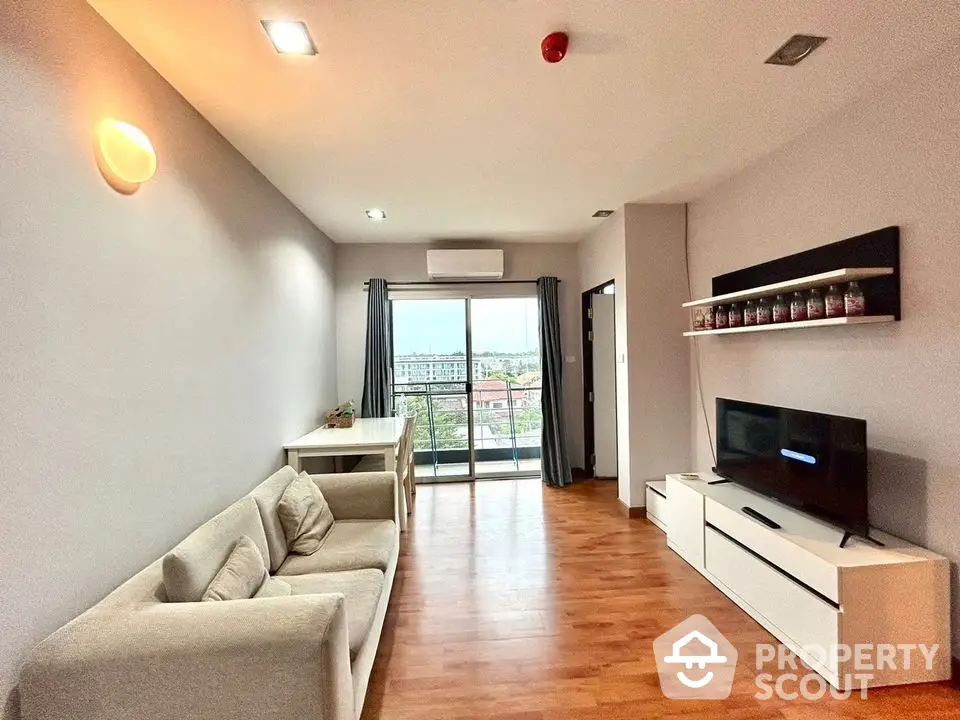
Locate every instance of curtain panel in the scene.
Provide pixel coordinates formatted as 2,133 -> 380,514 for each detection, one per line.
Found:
537,277 -> 573,487
361,278 -> 392,418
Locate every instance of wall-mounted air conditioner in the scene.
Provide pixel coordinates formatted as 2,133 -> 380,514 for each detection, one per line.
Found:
426,249 -> 504,279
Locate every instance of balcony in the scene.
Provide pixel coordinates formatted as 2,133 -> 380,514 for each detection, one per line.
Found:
392,380 -> 542,479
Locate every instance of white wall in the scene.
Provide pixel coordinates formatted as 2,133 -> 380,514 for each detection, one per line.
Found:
578,212 -> 632,501
336,243 -> 585,469
0,1 -> 338,713
578,205 -> 689,507
623,205 -> 690,504
687,52 -> 960,657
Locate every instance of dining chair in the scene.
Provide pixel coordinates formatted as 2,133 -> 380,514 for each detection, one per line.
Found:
352,416 -> 416,515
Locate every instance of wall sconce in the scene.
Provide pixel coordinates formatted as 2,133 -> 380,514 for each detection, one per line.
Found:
95,119 -> 157,194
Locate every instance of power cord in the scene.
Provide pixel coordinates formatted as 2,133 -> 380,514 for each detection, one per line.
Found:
684,203 -> 718,467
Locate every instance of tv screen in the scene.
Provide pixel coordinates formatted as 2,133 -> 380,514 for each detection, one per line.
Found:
715,398 -> 869,536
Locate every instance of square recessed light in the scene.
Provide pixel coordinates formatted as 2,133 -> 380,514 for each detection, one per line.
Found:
365,209 -> 387,221
261,20 -> 317,56
592,210 -> 615,218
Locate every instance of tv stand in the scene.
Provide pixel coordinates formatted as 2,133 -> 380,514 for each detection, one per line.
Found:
741,506 -> 781,529
839,531 -> 886,549
663,473 -> 950,690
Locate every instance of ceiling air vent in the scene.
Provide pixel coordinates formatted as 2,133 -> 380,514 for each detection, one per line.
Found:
765,35 -> 827,66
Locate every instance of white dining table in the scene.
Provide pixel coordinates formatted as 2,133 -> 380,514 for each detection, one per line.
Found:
284,417 -> 408,531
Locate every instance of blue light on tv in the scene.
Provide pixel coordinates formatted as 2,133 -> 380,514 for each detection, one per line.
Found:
781,448 -> 817,465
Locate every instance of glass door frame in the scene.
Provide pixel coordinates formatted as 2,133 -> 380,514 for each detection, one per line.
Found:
389,286 -> 542,482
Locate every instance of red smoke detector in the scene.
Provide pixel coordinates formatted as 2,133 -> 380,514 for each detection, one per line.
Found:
541,32 -> 569,63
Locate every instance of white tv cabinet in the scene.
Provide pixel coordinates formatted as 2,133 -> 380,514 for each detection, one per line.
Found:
664,473 -> 951,689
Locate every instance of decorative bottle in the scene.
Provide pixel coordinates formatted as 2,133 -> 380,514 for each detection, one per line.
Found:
757,297 -> 773,325
728,302 -> 742,328
715,304 -> 728,329
773,294 -> 789,323
825,284 -> 845,318
693,308 -> 705,331
704,305 -> 716,330
743,300 -> 757,326
807,288 -> 826,320
844,281 -> 865,316
790,291 -> 808,322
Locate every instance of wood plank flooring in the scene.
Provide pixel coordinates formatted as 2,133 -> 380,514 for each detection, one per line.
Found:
362,478 -> 959,719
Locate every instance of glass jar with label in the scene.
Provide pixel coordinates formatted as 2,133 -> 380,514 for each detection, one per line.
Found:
715,304 -> 728,329
773,294 -> 789,323
693,308 -> 705,331
807,288 -> 826,320
844,281 -> 866,316
743,300 -> 757,326
728,302 -> 742,327
757,297 -> 773,325
825,284 -> 845,318
704,305 -> 716,330
790,291 -> 808,321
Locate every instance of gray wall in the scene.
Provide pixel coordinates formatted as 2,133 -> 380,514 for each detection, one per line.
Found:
687,52 -> 960,657
336,242 -> 585,469
579,205 -> 689,507
0,1 -> 338,713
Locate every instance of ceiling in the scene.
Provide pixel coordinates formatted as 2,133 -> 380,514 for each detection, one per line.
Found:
88,1 -> 960,244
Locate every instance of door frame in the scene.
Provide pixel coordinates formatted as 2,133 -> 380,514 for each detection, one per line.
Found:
581,280 -> 615,479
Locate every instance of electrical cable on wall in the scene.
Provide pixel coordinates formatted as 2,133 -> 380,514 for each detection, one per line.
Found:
684,203 -> 718,466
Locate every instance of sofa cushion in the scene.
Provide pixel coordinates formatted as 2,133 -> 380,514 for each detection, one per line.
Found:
201,535 -> 267,602
284,570 -> 384,660
278,472 -> 336,555
163,497 -> 270,603
276,520 -> 397,575
253,577 -> 292,599
249,465 -> 299,572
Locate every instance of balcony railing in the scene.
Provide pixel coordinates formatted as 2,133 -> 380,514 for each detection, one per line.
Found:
392,380 -> 542,474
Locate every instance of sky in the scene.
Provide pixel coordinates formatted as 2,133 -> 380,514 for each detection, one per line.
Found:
392,298 -> 540,355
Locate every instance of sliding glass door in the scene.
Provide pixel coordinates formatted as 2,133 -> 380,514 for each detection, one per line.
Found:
391,294 -> 542,481
469,298 -> 542,479
391,299 -> 472,480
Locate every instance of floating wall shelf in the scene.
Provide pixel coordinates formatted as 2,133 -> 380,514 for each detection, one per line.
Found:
683,315 -> 896,337
682,267 -> 894,309
684,226 -> 901,339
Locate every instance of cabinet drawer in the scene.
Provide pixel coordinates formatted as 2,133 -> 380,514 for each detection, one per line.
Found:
705,526 -> 839,678
665,478 -> 704,569
705,498 -> 839,602
646,486 -> 667,532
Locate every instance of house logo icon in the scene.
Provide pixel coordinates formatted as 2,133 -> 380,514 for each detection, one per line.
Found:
653,615 -> 738,699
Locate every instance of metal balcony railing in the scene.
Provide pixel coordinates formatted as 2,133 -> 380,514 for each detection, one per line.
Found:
392,380 -> 542,474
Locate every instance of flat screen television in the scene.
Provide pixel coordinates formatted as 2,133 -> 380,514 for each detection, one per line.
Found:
715,398 -> 869,537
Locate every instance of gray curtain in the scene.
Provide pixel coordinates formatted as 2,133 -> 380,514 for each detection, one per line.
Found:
361,278 -> 392,418
537,277 -> 573,487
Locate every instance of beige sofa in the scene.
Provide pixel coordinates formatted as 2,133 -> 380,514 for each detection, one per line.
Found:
20,466 -> 399,720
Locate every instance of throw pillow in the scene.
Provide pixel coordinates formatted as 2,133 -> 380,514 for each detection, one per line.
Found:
277,471 -> 335,555
200,535 -> 268,602
254,577 -> 293,599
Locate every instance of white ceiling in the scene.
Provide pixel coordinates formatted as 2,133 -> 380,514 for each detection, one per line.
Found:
88,1 -> 960,244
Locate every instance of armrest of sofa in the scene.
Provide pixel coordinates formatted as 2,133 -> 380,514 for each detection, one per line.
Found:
20,595 -> 354,720
311,472 -> 398,522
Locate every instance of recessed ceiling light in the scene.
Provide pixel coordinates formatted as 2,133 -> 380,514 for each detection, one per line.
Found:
365,209 -> 387,221
261,20 -> 317,56
592,210 -> 614,218
765,35 -> 827,66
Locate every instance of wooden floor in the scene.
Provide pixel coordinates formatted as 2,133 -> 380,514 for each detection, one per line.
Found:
362,479 -> 959,719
